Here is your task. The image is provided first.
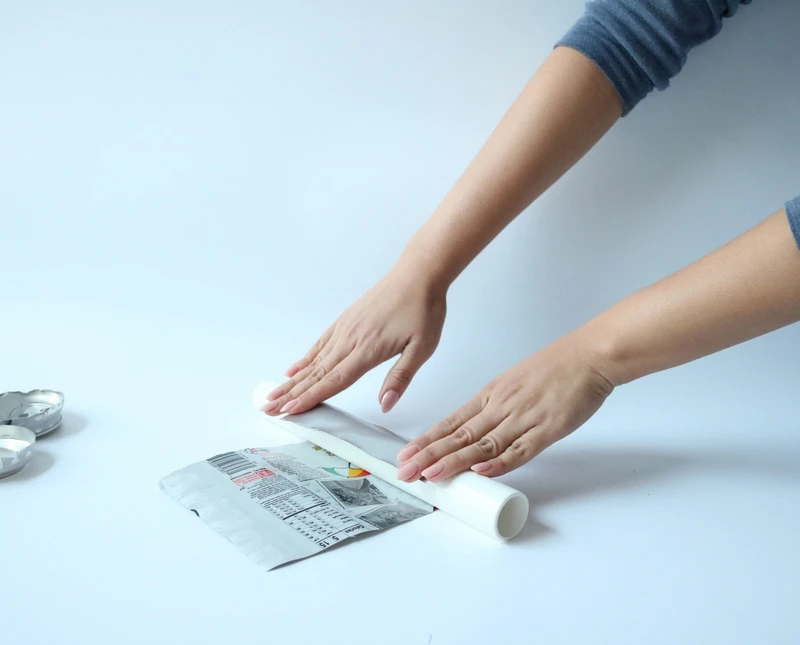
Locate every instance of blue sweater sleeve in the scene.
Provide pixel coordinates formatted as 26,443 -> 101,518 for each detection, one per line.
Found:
556,1 -> 800,253
557,1 -> 753,115
786,196 -> 800,250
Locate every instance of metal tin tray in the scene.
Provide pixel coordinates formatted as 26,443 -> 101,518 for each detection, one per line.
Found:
0,425 -> 36,478
0,389 -> 64,436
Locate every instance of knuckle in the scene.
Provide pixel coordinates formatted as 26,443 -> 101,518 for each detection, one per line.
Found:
476,434 -> 501,457
508,440 -> 534,463
452,425 -> 477,446
344,322 -> 363,342
495,386 -> 521,406
443,412 -> 464,431
360,332 -> 385,360
531,411 -> 549,429
324,369 -> 344,386
520,393 -> 542,414
309,364 -> 328,382
390,367 -> 414,387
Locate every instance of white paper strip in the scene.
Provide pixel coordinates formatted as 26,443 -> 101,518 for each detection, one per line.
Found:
252,382 -> 529,540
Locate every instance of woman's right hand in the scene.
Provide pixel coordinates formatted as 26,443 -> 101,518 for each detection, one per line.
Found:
261,264 -> 447,417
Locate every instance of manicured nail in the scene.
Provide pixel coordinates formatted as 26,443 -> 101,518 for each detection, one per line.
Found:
421,462 -> 445,480
380,389 -> 400,413
396,462 -> 419,481
260,401 -> 279,413
267,386 -> 284,401
397,444 -> 420,461
472,462 -> 491,474
280,400 -> 299,414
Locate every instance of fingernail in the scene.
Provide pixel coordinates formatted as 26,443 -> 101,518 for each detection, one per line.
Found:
472,463 -> 491,474
380,389 -> 400,413
280,400 -> 299,414
267,387 -> 284,401
396,462 -> 419,481
260,401 -> 279,413
397,444 -> 420,461
421,462 -> 444,480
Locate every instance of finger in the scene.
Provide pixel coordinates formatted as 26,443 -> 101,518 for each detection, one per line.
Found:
263,360 -> 323,412
263,345 -> 337,414
419,415 -> 526,482
396,399 -> 483,463
396,404 -> 487,483
283,327 -> 334,377
270,345 -> 352,414
472,430 -> 549,477
269,356 -> 327,401
378,344 -> 429,413
288,352 -> 372,415
409,410 -> 500,481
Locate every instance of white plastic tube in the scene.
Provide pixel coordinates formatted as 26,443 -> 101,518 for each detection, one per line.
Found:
252,382 -> 529,540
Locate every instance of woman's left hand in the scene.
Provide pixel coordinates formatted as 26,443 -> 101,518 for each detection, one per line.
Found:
395,330 -> 616,482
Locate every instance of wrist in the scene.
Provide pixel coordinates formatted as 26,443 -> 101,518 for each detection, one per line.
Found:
393,234 -> 456,297
573,315 -> 632,389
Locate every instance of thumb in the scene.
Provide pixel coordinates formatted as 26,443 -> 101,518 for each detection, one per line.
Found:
379,344 -> 428,413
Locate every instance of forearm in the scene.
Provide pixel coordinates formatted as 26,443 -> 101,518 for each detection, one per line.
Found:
396,46 -> 622,290
395,0 -> 753,291
587,209 -> 800,386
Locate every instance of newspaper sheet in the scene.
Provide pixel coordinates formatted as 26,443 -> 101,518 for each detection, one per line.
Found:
160,442 -> 434,570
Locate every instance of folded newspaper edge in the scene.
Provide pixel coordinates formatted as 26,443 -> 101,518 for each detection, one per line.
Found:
252,381 -> 530,540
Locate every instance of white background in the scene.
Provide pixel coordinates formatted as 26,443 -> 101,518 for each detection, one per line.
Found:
2,1 -> 799,643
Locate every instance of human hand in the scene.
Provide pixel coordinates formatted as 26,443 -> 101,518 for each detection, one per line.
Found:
261,266 -> 447,417
395,330 -> 615,482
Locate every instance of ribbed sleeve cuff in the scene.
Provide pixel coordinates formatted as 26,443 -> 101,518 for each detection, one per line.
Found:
785,194 -> 800,252
556,15 -> 653,116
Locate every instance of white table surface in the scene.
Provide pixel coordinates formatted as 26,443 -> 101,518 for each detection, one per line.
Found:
3,2 -> 800,644
4,308 -> 800,645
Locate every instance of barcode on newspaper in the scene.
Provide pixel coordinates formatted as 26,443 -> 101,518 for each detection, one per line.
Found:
208,452 -> 255,477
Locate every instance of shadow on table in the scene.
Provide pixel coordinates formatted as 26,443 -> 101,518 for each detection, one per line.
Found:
512,448 -> 688,507
4,449 -> 54,481
42,410 -> 88,441
501,448 -> 686,543
505,445 -> 800,544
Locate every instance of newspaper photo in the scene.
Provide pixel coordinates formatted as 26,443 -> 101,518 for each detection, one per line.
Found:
159,442 -> 434,570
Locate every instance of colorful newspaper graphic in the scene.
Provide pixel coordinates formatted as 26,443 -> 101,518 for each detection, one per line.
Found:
160,442 -> 434,570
